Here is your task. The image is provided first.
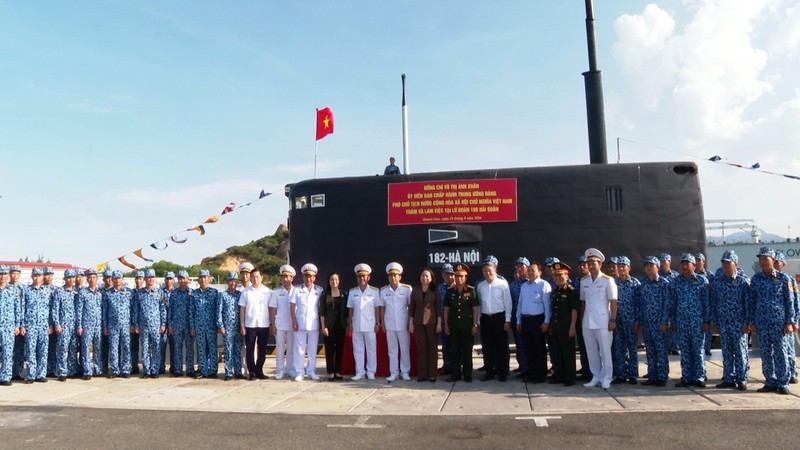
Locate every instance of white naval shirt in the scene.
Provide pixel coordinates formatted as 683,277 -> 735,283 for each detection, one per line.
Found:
476,277 -> 513,323
379,283 -> 412,331
579,273 -> 618,330
347,285 -> 380,333
238,284 -> 272,328
268,285 -> 294,331
290,284 -> 323,331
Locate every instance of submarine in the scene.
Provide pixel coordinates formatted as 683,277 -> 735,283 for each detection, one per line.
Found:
284,1 -> 706,285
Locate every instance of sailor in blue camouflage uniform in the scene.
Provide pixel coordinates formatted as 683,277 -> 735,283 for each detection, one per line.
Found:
509,257 -> 530,379
0,266 -> 21,386
52,269 -> 79,381
612,256 -> 641,384
23,268 -> 51,383
76,269 -> 104,379
774,251 -> 799,384
133,269 -> 166,378
710,250 -> 750,390
751,247 -> 795,394
695,253 -> 714,357
100,269 -> 113,374
8,265 -> 26,380
670,253 -> 711,387
169,271 -> 194,377
160,272 -> 175,375
103,270 -> 133,378
217,272 -> 243,381
190,269 -> 219,379
42,267 -> 59,378
637,256 -> 671,386
657,253 -> 680,356
71,269 -> 85,377
129,271 -> 145,375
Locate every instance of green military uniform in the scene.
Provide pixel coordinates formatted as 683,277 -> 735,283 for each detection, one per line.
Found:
549,266 -> 579,385
445,268 -> 480,381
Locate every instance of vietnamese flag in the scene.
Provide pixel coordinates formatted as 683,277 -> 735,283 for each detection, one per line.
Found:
316,107 -> 334,140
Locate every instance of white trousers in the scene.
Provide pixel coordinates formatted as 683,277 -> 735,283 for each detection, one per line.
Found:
352,331 -> 377,376
275,329 -> 295,376
386,329 -> 411,376
293,330 -> 318,376
583,327 -> 614,384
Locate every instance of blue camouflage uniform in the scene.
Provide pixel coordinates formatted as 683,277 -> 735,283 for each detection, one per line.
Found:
637,264 -> 671,383
1,268 -> 21,384
169,284 -> 194,376
133,280 -> 166,377
775,251 -> 799,382
710,254 -> 750,385
76,284 -> 104,376
509,267 -> 528,376
659,260 -> 680,354
159,274 -> 174,374
669,258 -> 710,384
614,269 -> 641,381
190,279 -> 219,378
52,278 -> 79,379
696,256 -> 714,355
103,276 -> 133,376
217,285 -> 243,378
130,272 -> 144,375
23,279 -> 52,381
750,262 -> 794,390
8,270 -> 26,380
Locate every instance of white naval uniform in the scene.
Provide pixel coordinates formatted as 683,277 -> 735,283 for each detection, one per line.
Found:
580,273 -> 618,385
290,284 -> 323,377
348,285 -> 380,377
268,286 -> 295,377
380,283 -> 413,377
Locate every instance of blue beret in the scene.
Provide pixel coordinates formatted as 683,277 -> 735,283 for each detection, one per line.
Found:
9,265 -> 21,273
775,250 -> 786,262
515,257 -> 531,267
643,256 -> 659,266
43,267 -> 54,275
111,270 -> 123,279
695,253 -> 706,261
578,256 -> 587,263
144,269 -> 156,278
103,270 -> 113,278
482,255 -> 498,266
198,269 -> 211,277
0,265 -> 9,275
85,269 -> 98,276
32,267 -> 44,275
721,250 -> 738,263
609,256 -> 620,264
227,271 -> 239,280
659,253 -> 671,262
177,270 -> 189,278
617,256 -> 631,266
680,253 -> 696,264
441,263 -> 454,274
757,247 -> 776,259
64,269 -> 77,277
135,271 -> 145,278
164,271 -> 175,279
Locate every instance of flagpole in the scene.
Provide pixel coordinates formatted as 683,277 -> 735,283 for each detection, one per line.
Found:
314,108 -> 319,179
401,74 -> 410,175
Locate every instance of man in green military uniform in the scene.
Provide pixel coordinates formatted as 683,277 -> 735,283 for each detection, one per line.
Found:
444,263 -> 480,382
548,262 -> 579,386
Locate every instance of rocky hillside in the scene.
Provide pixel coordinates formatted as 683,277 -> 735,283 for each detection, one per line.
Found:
201,224 -> 289,284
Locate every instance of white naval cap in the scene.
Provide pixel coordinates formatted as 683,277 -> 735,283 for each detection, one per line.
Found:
301,263 -> 318,275
279,265 -> 296,277
354,263 -> 372,275
239,262 -> 254,272
385,262 -> 403,274
583,248 -> 605,263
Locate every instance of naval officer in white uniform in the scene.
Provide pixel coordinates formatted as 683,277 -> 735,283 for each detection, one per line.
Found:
268,265 -> 296,379
380,262 -> 413,382
348,264 -> 381,380
579,248 -> 618,390
290,264 -> 324,381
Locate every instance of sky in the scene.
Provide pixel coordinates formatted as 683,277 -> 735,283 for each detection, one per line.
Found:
1,0 -> 799,269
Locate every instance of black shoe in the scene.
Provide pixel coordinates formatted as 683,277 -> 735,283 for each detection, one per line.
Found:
610,377 -> 626,385
642,380 -> 656,386
256,374 -> 268,380
674,380 -> 689,388
194,373 -> 202,379
778,387 -> 790,395
498,375 -> 508,382
641,373 -> 649,379
0,381 -> 10,386
791,378 -> 798,384
247,374 -> 256,381
83,376 -> 91,381
693,381 -> 706,388
547,377 -> 564,384
628,378 -> 638,385
186,372 -> 196,378
445,375 -> 461,382
172,373 -> 183,378
737,382 -> 747,391
655,380 -> 667,387
140,375 -> 149,379
121,374 -> 130,379
669,350 -> 680,355
464,376 -> 473,382
57,376 -> 66,382
24,379 -> 34,384
150,374 -> 159,379
35,378 -> 47,383
224,376 -> 232,381
757,386 -> 777,393
131,368 -> 140,375
716,381 -> 735,389
481,374 -> 495,382
234,374 -> 247,380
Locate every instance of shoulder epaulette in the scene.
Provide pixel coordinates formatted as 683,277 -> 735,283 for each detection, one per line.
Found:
400,283 -> 412,288
581,275 -> 590,280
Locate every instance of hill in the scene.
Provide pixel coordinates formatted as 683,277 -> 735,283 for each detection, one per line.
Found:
201,224 -> 289,284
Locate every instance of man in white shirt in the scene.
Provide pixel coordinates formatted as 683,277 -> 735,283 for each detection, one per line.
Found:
237,262 -> 254,376
379,262 -> 413,382
268,265 -> 296,379
476,255 -> 513,382
347,263 -> 381,381
238,267 -> 271,380
290,264 -> 324,381
579,248 -> 618,390
516,261 -> 552,383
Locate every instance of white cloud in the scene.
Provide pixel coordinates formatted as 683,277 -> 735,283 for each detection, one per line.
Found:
768,3 -> 800,56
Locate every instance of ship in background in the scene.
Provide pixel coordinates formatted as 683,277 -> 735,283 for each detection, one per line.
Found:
284,1 -> 707,285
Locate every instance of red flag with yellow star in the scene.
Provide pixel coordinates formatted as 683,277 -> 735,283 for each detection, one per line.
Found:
316,107 -> 334,140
